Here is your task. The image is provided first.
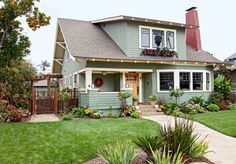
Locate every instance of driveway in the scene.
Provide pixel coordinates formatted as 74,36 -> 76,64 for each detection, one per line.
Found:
143,115 -> 236,164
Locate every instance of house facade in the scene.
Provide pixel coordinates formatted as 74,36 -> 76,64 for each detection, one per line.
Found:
225,53 -> 236,88
52,7 -> 225,110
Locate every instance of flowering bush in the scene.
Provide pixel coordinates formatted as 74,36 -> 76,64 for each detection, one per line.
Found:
92,110 -> 104,119
181,103 -> 205,114
218,102 -> 229,110
121,105 -> 136,117
84,108 -> 92,116
207,104 -> 220,112
0,104 -> 26,122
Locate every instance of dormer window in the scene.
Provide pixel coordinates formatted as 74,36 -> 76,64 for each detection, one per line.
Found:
139,26 -> 176,51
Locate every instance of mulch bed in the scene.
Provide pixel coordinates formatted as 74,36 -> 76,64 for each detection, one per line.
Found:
83,149 -> 214,164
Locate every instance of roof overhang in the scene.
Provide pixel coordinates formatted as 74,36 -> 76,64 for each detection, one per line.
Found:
75,56 -> 231,67
91,15 -> 199,29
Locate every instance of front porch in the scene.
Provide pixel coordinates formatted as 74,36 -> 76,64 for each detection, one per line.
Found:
77,68 -> 153,110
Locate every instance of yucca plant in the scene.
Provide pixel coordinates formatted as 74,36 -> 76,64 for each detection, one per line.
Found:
148,146 -> 184,164
133,134 -> 164,156
160,118 -> 199,157
97,141 -> 138,164
188,138 -> 210,157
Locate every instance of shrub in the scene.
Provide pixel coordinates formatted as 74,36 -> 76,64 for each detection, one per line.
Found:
149,146 -> 183,164
0,105 -> 25,122
188,96 -> 206,107
189,109 -> 198,115
228,103 -> 236,110
62,115 -> 72,121
214,75 -> 232,96
98,141 -> 138,164
122,105 -> 136,117
148,95 -> 157,101
117,92 -> 132,110
207,104 -> 220,112
92,110 -> 104,119
218,102 -> 229,110
133,135 -> 163,156
131,111 -> 140,118
132,96 -> 139,102
165,103 -> 178,113
70,106 -> 86,118
228,92 -> 236,103
208,92 -> 224,104
173,110 -> 184,117
84,108 -> 93,116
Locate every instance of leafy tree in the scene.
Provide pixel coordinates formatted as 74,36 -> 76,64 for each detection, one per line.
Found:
39,60 -> 50,74
0,0 -> 50,68
214,75 -> 232,96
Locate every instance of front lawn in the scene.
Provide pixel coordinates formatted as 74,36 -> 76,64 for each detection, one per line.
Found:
194,110 -> 236,137
0,118 -> 160,163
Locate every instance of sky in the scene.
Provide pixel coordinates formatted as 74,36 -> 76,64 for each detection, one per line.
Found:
23,0 -> 236,72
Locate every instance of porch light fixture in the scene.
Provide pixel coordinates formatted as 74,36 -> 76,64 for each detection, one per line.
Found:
169,23 -> 173,25
205,62 -> 207,65
195,62 -> 198,64
107,59 -> 110,62
102,71 -> 107,76
135,60 -> 137,63
157,21 -> 161,23
213,63 -> 216,67
161,61 -> 163,63
145,19 -> 148,22
147,61 -> 150,63
121,60 -> 123,62
92,58 -> 95,61
184,62 -> 187,64
173,61 -> 176,64
222,64 -> 225,66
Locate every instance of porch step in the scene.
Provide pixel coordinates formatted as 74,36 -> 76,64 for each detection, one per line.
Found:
141,111 -> 164,116
138,105 -> 156,112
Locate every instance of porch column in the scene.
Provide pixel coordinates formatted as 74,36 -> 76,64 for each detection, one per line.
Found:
85,70 -> 92,89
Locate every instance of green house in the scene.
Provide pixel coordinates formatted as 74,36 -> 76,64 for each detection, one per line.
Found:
52,7 -> 225,110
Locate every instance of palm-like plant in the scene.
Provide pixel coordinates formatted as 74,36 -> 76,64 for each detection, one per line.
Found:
40,60 -> 50,74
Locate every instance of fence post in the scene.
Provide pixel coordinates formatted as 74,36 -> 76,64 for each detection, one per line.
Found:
54,89 -> 58,114
32,87 -> 36,115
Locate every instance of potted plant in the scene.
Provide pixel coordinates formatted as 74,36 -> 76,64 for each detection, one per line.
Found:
148,95 -> 157,106
133,96 -> 139,106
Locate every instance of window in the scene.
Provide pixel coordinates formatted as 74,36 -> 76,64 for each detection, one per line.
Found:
166,31 -> 175,49
206,73 -> 210,90
140,26 -> 176,50
193,72 -> 203,90
153,30 -> 164,48
160,72 -> 174,91
141,28 -> 150,48
180,72 -> 190,90
73,74 -> 77,88
69,75 -> 72,88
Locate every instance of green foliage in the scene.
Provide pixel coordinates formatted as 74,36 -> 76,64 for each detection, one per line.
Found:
92,110 -> 104,119
62,115 -> 72,121
117,92 -> 132,100
59,92 -> 71,101
189,139 -> 209,157
228,103 -> 236,110
98,141 -> 138,164
70,106 -> 86,118
161,118 -> 199,157
131,111 -> 140,118
173,110 -> 184,117
132,96 -> 139,102
188,96 -> 206,107
207,104 -> 220,112
148,95 -> 157,101
181,103 -> 205,114
133,135 -> 163,156
149,146 -> 183,164
0,104 -> 26,122
165,103 -> 178,114
189,109 -> 198,115
39,60 -> 50,74
169,88 -> 184,104
214,75 -> 232,96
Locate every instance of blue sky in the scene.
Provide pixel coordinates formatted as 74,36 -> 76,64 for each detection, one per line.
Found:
23,0 -> 236,72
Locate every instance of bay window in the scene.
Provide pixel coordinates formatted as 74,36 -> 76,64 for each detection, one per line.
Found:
180,72 -> 190,90
141,28 -> 150,48
140,26 -> 176,50
158,70 -> 211,92
193,72 -> 203,90
160,72 -> 174,91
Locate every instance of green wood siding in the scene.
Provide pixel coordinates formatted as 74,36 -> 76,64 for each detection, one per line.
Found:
87,61 -> 214,103
101,21 -> 186,59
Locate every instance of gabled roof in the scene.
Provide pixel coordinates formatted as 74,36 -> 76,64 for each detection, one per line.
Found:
52,18 -> 227,73
91,15 -> 199,29
58,18 -> 125,58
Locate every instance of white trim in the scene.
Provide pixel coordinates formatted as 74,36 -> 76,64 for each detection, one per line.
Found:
91,16 -> 124,24
138,73 -> 143,103
85,67 -> 153,73
85,70 -> 92,89
157,69 -> 212,93
139,25 -> 177,51
122,72 -> 126,89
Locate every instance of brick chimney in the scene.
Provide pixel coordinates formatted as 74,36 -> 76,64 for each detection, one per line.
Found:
186,7 -> 202,51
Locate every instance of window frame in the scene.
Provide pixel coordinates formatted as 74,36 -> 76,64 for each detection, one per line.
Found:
139,25 -> 177,51
179,72 -> 191,91
159,72 -> 174,91
157,70 -> 211,93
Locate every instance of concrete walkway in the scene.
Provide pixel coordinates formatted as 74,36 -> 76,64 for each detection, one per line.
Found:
29,114 -> 60,123
143,115 -> 236,164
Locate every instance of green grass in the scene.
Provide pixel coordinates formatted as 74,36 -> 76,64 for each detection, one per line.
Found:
193,110 -> 236,137
0,118 -> 160,163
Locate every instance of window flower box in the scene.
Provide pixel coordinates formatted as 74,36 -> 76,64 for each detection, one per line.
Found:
141,47 -> 178,58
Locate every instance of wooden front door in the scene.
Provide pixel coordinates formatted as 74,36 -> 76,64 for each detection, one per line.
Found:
125,73 -> 139,97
